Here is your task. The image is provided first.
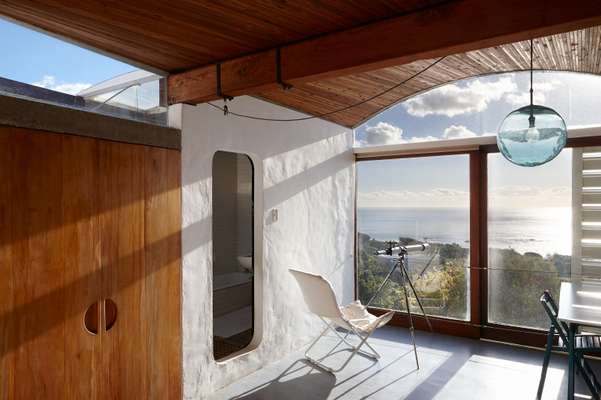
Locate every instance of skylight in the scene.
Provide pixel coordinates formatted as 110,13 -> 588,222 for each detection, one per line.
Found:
0,17 -> 167,125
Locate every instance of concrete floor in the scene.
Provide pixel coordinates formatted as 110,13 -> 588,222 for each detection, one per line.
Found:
211,326 -> 601,400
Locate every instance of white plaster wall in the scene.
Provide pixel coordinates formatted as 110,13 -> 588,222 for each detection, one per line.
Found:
177,97 -> 355,399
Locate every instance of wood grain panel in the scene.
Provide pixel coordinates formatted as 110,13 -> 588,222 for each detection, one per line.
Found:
0,128 -> 15,399
0,0 -> 446,71
99,140 -> 147,399
0,127 -> 181,399
143,147 -> 182,399
6,129 -> 66,399
62,135 -> 102,400
258,26 -> 601,128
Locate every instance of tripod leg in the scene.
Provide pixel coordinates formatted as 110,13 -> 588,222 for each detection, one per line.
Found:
366,261 -> 399,307
402,265 -> 433,332
400,271 -> 420,370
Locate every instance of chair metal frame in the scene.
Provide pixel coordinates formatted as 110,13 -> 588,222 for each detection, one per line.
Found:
304,316 -> 385,373
537,290 -> 601,400
289,268 -> 394,374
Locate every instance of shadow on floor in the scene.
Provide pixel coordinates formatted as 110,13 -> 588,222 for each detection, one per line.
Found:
216,327 -> 601,399
231,359 -> 336,399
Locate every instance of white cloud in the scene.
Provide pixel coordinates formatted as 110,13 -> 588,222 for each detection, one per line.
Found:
359,185 -> 571,208
404,135 -> 439,143
489,185 -> 570,208
504,80 -> 563,107
31,75 -> 91,95
363,122 -> 403,145
443,125 -> 478,139
404,77 -> 517,117
361,122 -> 438,146
360,122 -> 492,147
358,188 -> 470,208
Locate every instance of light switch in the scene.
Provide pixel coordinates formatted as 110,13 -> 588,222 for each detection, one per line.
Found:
271,208 -> 278,222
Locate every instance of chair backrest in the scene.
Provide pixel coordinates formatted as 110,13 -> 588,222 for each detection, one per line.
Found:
289,269 -> 343,319
540,290 -> 570,344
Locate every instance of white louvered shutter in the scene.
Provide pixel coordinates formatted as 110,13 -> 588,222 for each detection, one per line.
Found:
573,147 -> 601,279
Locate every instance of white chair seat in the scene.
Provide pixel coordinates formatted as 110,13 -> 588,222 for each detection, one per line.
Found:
340,300 -> 383,333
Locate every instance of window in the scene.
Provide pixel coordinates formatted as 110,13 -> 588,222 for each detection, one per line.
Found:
354,72 -> 601,148
0,18 -> 167,125
487,150 -> 572,329
351,63 -> 601,342
212,151 -> 255,360
357,154 -> 471,321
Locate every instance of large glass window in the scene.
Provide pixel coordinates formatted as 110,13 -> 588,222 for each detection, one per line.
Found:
357,154 -> 470,321
487,150 -> 572,329
212,151 -> 255,360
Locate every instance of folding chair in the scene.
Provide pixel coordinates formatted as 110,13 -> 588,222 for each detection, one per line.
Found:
289,268 -> 394,373
537,290 -> 601,400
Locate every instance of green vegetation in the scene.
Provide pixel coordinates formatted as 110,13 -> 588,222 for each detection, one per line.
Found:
357,233 -> 566,329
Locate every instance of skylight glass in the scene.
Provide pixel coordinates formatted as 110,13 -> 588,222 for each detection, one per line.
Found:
0,17 -> 167,125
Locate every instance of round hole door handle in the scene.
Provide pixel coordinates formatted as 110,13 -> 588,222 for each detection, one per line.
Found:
104,299 -> 118,332
83,302 -> 100,335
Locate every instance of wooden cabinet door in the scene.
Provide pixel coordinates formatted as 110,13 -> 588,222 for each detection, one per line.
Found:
0,129 -> 181,400
0,130 -> 103,399
140,146 -> 181,400
99,140 -> 148,399
62,135 -> 104,400
98,141 -> 181,400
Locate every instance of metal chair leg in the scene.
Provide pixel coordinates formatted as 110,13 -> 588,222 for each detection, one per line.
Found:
537,326 -> 555,400
304,320 -> 380,374
329,325 -> 380,360
568,324 -> 576,400
581,356 -> 601,394
576,355 -> 600,400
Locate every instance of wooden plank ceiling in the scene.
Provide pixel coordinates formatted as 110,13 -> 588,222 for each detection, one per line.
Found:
257,26 -> 601,127
0,0 -> 446,71
1,1 -> 600,128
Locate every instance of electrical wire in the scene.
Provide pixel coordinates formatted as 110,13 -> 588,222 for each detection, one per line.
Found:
206,56 -> 447,122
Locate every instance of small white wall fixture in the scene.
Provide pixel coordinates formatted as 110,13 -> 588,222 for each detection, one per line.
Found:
177,97 -> 355,398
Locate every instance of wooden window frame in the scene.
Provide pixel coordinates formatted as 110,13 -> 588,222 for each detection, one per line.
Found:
356,134 -> 601,348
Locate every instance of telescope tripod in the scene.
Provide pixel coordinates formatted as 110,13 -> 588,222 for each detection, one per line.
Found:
367,246 -> 433,369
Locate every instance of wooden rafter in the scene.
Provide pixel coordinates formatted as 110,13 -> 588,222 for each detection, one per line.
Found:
168,0 -> 601,105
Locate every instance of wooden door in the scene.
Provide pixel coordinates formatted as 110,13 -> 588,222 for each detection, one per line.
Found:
98,141 -> 181,399
99,140 -> 147,398
0,128 -> 181,399
0,130 -> 103,399
62,134 -> 104,400
141,146 -> 181,399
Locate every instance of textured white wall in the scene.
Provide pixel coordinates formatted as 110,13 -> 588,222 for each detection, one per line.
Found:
177,97 -> 355,399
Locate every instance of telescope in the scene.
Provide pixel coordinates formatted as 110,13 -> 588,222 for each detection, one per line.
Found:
375,242 -> 429,256
367,239 -> 432,370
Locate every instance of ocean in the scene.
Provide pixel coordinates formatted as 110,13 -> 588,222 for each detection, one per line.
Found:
357,207 -> 572,256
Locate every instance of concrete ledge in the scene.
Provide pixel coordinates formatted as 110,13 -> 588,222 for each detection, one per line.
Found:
0,93 -> 180,150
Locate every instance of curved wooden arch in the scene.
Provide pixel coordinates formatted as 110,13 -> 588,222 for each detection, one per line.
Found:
256,26 -> 601,128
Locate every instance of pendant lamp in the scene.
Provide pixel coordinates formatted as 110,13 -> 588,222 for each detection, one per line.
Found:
497,39 -> 567,167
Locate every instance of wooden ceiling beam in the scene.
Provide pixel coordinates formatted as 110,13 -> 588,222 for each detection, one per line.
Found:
168,0 -> 601,105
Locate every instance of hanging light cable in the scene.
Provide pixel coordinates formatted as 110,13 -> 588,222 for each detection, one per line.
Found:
497,39 -> 567,167
206,56 -> 446,122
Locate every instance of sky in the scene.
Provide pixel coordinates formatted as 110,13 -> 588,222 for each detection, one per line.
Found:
0,17 -> 136,94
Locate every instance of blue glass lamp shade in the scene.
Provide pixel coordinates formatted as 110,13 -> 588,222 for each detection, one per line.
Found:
497,105 -> 567,167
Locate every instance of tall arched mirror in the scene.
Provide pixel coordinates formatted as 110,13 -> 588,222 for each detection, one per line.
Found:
212,151 -> 254,360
